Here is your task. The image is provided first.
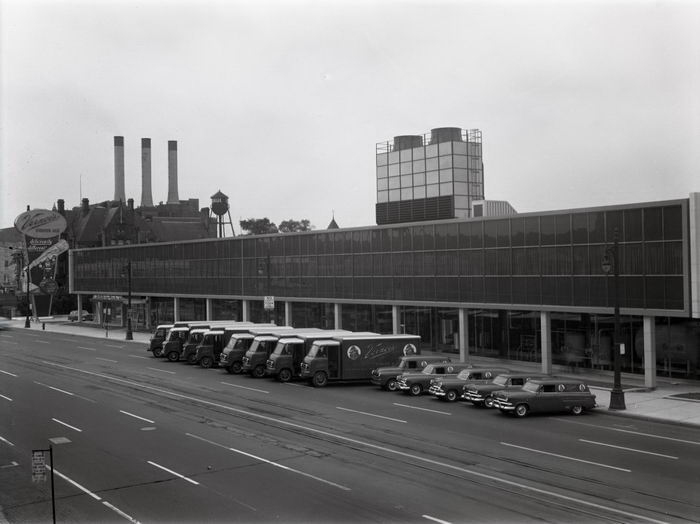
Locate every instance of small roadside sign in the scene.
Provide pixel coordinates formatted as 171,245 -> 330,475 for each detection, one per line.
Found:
264,296 -> 275,311
32,450 -> 46,482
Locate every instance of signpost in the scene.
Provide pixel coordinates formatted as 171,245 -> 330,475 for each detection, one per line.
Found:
32,447 -> 56,523
264,296 -> 275,311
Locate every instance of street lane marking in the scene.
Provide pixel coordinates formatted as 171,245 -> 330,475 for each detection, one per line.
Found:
0,435 -> 15,446
36,340 -> 49,344
47,465 -> 141,523
96,357 -> 118,363
147,367 -> 175,374
220,381 -> 269,394
42,361 -> 669,524
0,369 -> 18,377
501,442 -> 631,472
0,393 -> 12,402
0,341 -> 18,345
556,419 -> 700,446
579,439 -> 678,459
1,461 -> 19,468
78,346 -> 97,351
186,432 -> 351,491
104,344 -> 124,349
0,334 -> 13,338
120,410 -> 155,424
393,402 -> 451,415
52,418 -> 83,432
35,381 -> 75,396
147,460 -> 199,485
336,406 -> 407,423
128,355 -> 149,360
423,515 -> 452,524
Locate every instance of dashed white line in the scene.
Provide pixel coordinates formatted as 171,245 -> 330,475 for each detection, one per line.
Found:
96,357 -> 118,363
579,439 -> 678,459
35,381 -> 74,396
52,418 -> 83,432
501,442 -> 631,472
0,393 -> 12,402
104,344 -> 124,349
423,515 -> 452,524
1,461 -> 19,469
128,355 -> 149,360
147,367 -> 175,374
186,432 -> 350,491
393,402 -> 451,415
336,406 -> 407,423
78,346 -> 97,351
220,381 -> 269,394
557,418 -> 700,446
0,369 -> 18,377
120,410 -> 155,424
0,341 -> 18,345
0,435 -> 15,446
101,501 -> 141,523
36,340 -> 50,344
147,461 -> 199,485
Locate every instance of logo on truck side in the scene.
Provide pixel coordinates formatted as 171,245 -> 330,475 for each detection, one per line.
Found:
403,344 -> 417,355
347,345 -> 362,360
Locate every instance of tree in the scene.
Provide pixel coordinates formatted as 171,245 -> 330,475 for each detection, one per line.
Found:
239,218 -> 278,235
278,219 -> 313,233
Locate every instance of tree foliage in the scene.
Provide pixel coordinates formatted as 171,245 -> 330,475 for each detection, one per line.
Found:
278,219 -> 313,233
239,218 -> 278,235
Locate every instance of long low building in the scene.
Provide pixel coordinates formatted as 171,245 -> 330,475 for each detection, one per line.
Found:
70,193 -> 700,387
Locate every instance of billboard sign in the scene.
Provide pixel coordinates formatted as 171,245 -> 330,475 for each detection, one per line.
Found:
14,209 -> 66,238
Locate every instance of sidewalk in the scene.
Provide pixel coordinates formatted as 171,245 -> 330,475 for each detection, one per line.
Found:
5,317 -> 700,428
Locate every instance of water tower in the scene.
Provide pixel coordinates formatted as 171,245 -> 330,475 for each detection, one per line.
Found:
210,190 -> 235,237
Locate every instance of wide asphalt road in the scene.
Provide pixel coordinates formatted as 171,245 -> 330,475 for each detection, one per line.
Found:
1,328 -> 698,523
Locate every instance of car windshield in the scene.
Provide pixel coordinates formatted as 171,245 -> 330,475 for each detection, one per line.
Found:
522,382 -> 541,393
493,375 -> 508,386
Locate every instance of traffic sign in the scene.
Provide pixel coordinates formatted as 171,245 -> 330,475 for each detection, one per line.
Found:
32,450 -> 46,482
264,296 -> 275,310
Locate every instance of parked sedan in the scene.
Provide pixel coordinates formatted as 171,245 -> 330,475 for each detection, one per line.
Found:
371,355 -> 452,391
463,373 -> 549,408
68,310 -> 93,321
396,362 -> 472,396
429,368 -> 510,402
492,379 -> 597,417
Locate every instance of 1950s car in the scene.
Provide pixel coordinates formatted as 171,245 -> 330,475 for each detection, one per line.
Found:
463,373 -> 549,408
428,367 -> 510,402
491,379 -> 597,417
396,362 -> 472,396
371,355 -> 451,391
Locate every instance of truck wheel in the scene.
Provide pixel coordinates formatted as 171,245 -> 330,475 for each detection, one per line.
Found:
571,405 -> 584,415
152,347 -> 163,358
200,356 -> 213,369
385,379 -> 398,392
445,390 -> 458,402
167,351 -> 179,362
312,371 -> 328,387
186,353 -> 197,364
409,384 -> 422,396
252,365 -> 265,378
278,369 -> 292,382
514,404 -> 529,418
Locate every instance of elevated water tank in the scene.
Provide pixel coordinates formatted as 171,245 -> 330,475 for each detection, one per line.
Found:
210,190 -> 229,216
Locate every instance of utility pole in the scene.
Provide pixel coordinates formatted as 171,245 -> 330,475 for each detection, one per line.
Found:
602,227 -> 626,410
123,260 -> 133,340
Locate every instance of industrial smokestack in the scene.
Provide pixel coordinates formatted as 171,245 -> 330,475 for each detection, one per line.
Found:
167,140 -> 179,204
141,138 -> 154,207
114,136 -> 126,202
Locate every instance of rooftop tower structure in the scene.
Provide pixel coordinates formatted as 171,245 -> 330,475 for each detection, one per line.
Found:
375,127 -> 484,225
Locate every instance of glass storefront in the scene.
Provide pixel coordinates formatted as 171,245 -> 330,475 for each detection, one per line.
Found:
341,304 -> 393,334
150,297 -> 174,326
211,299 -> 242,321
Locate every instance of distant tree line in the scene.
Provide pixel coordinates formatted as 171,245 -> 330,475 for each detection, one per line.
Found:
239,218 -> 313,235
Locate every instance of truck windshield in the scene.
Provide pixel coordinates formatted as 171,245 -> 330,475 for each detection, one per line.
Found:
188,333 -> 204,344
271,343 -> 290,356
249,340 -> 275,354
167,331 -> 185,341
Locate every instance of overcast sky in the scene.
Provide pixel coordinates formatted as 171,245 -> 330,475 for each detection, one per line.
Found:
1,0 -> 698,233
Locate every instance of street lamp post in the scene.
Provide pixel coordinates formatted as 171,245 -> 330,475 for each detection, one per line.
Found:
602,227 -> 626,410
9,247 -> 31,328
123,260 -> 133,340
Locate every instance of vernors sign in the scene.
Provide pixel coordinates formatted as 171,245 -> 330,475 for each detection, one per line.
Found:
14,209 -> 67,238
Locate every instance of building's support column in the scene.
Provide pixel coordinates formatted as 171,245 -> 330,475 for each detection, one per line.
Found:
173,297 -> 180,322
206,298 -> 213,321
76,294 -> 83,323
458,308 -> 469,362
643,316 -> 657,389
540,311 -> 552,375
334,303 -> 342,330
392,305 -> 400,334
285,301 -> 292,327
242,300 -> 250,322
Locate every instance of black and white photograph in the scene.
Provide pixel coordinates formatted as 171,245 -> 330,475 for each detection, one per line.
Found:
1,0 -> 699,522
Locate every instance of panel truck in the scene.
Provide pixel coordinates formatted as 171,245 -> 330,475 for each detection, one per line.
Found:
161,320 -> 244,361
300,334 -> 421,387
265,330 -> 367,382
241,328 -> 326,378
148,324 -> 173,357
219,326 -> 293,374
194,323 -> 277,368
